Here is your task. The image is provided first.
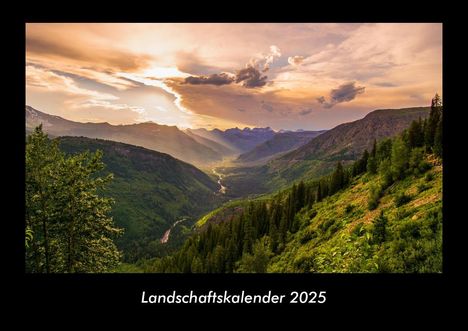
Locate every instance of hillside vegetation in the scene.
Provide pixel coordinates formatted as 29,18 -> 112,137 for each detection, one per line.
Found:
138,98 -> 442,273
58,136 -> 223,262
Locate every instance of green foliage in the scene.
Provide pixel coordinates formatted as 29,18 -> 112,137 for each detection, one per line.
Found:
235,237 -> 272,273
345,204 -> 354,214
409,147 -> 431,176
367,156 -> 378,174
371,211 -> 388,244
134,96 -> 442,273
58,136 -> 222,262
391,137 -> 410,181
26,126 -> 122,273
425,172 -> 434,182
368,184 -> 382,210
394,192 -> 412,207
433,116 -> 443,158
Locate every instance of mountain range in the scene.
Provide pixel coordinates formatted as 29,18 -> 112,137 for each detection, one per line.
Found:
27,106 -> 223,166
187,127 -> 276,154
236,130 -> 327,165
223,107 -> 431,197
28,106 -> 318,166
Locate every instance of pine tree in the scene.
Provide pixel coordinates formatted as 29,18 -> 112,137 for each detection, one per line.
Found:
330,162 -> 344,194
296,181 -> 306,212
372,211 -> 388,244
391,136 -> 410,181
425,93 -> 442,149
371,139 -> 377,157
367,155 -> 378,174
316,182 -> 322,202
408,118 -> 424,148
434,115 -> 443,158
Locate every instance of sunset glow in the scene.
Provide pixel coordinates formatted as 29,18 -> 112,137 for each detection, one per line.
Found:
26,23 -> 442,130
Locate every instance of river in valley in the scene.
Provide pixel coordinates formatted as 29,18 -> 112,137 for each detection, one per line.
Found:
212,168 -> 227,194
160,218 -> 186,244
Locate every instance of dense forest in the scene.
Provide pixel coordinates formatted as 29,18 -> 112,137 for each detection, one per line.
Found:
135,95 -> 442,273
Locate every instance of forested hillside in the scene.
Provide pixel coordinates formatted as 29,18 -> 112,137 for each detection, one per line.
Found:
58,137 -> 223,262
138,98 -> 442,273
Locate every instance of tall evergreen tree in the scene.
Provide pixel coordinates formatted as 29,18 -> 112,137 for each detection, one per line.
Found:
425,93 -> 442,149
330,162 -> 344,194
391,136 -> 410,181
316,182 -> 322,202
434,115 -> 443,158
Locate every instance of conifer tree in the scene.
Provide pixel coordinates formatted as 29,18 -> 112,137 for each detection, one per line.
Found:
316,182 -> 322,202
434,116 -> 443,158
330,162 -> 344,194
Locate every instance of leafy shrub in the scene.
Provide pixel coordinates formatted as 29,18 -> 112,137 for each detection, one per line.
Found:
351,223 -> 365,237
345,204 -> 354,214
319,219 -> 335,232
417,183 -> 430,193
409,147 -> 431,176
368,184 -> 382,210
425,172 -> 434,182
300,229 -> 317,244
293,254 -> 315,272
394,207 -> 411,221
394,193 -> 412,207
398,221 -> 421,239
371,211 -> 388,244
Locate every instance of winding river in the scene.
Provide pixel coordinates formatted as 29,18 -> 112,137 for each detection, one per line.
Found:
160,168 -> 227,244
212,168 -> 227,194
160,218 -> 186,244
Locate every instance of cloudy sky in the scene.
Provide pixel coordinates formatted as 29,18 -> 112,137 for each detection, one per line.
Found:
26,23 -> 442,130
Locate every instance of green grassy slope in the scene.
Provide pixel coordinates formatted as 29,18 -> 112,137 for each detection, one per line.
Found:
269,157 -> 442,273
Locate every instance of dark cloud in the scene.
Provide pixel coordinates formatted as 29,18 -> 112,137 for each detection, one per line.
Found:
184,73 -> 234,86
299,109 -> 313,116
235,66 -> 268,88
316,96 -> 326,104
184,66 -> 268,89
237,108 -> 246,112
318,82 -> 365,108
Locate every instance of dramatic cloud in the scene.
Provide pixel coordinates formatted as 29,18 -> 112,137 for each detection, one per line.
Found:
235,66 -> 268,88
288,56 -> 305,66
183,66 -> 268,88
318,82 -> 365,108
184,73 -> 234,86
184,45 -> 280,88
26,23 -> 442,130
263,45 -> 282,71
